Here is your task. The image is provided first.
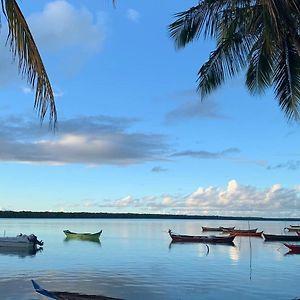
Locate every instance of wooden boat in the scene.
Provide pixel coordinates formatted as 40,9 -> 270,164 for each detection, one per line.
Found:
229,231 -> 263,237
32,280 -> 123,300
0,233 -> 43,248
283,243 -> 300,253
284,227 -> 300,232
63,230 -> 102,240
202,226 -> 235,232
168,229 -> 236,244
263,233 -> 300,241
223,228 -> 256,236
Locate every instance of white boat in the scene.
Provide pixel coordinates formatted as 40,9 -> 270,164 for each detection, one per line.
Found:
0,234 -> 43,248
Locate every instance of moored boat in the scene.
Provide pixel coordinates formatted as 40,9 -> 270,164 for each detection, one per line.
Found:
63,230 -> 102,240
32,280 -> 123,300
290,225 -> 300,228
284,227 -> 300,232
263,233 -> 300,242
168,229 -> 236,244
229,231 -> 263,237
0,234 -> 43,248
202,226 -> 235,232
222,228 -> 258,234
283,243 -> 300,253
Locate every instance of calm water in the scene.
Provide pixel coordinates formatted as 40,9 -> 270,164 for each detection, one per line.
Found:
0,218 -> 299,300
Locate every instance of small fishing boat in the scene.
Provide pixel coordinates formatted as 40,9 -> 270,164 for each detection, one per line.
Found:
263,233 -> 300,241
202,226 -> 235,232
32,280 -> 123,300
222,228 -> 257,233
229,231 -> 263,237
63,230 -> 102,240
283,243 -> 300,253
284,227 -> 300,232
168,229 -> 236,244
0,234 -> 43,248
290,225 -> 300,228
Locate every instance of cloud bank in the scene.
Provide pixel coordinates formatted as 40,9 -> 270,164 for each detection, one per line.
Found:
0,115 -> 168,166
58,180 -> 300,217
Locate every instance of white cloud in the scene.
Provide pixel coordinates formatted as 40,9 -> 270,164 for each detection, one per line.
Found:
60,180 -> 300,217
127,9 -> 140,23
28,0 -> 106,53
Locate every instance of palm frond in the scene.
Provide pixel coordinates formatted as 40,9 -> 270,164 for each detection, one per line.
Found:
273,40 -> 300,120
3,0 -> 57,128
198,33 -> 254,97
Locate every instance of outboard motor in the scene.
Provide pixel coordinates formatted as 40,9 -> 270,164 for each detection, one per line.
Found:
28,234 -> 44,246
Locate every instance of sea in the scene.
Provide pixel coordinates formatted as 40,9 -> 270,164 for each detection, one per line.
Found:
0,218 -> 299,300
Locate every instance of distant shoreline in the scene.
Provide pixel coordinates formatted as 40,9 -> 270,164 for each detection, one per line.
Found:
0,211 -> 299,221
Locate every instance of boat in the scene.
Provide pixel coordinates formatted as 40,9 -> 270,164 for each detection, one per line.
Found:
32,280 -> 123,300
283,243 -> 300,253
262,233 -> 300,241
284,227 -> 300,232
202,226 -> 235,232
0,233 -> 43,248
168,229 -> 236,244
222,228 -> 258,234
63,230 -> 102,240
290,225 -> 300,228
228,231 -> 263,237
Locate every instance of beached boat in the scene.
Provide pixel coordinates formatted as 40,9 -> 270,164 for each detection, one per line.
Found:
283,243 -> 300,253
32,280 -> 123,300
0,234 -> 43,248
168,229 -> 236,244
263,233 -> 300,241
202,226 -> 235,232
63,230 -> 102,240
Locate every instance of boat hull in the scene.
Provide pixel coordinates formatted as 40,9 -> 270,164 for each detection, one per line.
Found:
263,233 -> 300,241
168,230 -> 236,244
0,234 -> 43,248
202,226 -> 235,232
231,231 -> 263,237
63,230 -> 102,240
284,243 -> 300,253
222,228 -> 258,234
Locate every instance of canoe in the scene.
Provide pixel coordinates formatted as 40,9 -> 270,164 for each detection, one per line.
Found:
229,231 -> 263,237
202,226 -> 235,232
168,229 -> 236,244
263,233 -> 300,241
283,243 -> 300,253
284,227 -> 300,232
0,234 -> 43,248
63,230 -> 102,240
32,280 -> 123,300
222,228 -> 258,234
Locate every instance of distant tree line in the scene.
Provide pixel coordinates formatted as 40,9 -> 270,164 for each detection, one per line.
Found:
0,211 -> 299,221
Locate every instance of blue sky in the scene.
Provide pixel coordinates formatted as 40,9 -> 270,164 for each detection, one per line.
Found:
0,0 -> 299,217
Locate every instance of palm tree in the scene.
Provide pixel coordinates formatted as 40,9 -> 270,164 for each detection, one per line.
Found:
169,0 -> 300,120
2,0 -> 57,127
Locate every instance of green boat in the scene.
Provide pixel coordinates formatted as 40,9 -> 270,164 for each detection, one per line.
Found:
63,230 -> 102,240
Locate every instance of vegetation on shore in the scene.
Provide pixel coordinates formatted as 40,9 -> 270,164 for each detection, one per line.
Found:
0,210 -> 299,221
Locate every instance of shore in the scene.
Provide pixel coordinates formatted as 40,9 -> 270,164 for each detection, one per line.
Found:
0,210 -> 299,221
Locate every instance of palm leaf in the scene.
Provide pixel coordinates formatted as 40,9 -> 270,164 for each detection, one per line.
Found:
3,0 -> 57,127
198,33 -> 254,97
273,39 -> 300,120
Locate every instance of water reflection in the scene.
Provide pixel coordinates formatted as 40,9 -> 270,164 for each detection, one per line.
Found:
0,246 -> 43,258
64,237 -> 101,245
